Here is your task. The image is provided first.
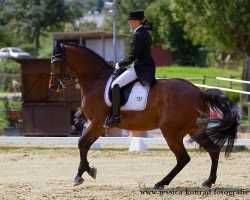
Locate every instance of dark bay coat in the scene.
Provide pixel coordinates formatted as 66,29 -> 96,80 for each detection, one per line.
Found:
118,26 -> 156,86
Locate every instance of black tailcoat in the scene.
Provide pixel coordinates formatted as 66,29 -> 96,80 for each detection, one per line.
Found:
118,26 -> 156,86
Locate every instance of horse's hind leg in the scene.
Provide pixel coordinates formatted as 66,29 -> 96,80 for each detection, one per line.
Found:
193,131 -> 220,188
202,151 -> 220,188
154,133 -> 190,189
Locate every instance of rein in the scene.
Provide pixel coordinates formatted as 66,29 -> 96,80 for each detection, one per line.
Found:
51,70 -> 113,89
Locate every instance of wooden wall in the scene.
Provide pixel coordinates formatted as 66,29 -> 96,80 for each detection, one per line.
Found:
16,59 -> 81,136
151,45 -> 173,66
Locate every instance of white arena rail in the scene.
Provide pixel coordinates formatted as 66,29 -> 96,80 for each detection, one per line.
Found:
216,77 -> 250,84
195,83 -> 250,95
0,137 -> 249,152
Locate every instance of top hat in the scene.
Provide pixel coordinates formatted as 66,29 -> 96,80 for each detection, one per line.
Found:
127,10 -> 145,20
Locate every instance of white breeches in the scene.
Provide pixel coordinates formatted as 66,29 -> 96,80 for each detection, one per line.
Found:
111,66 -> 137,88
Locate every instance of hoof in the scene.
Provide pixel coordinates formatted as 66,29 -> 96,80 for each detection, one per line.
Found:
202,181 -> 212,188
154,183 -> 164,189
88,166 -> 97,179
73,177 -> 84,186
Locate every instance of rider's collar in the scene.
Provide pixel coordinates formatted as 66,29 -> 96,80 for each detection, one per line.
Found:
134,25 -> 142,33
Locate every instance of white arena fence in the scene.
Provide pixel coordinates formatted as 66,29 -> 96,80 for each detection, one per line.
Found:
0,136 -> 249,152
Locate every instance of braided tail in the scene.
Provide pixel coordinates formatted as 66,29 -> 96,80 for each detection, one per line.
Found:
191,89 -> 242,157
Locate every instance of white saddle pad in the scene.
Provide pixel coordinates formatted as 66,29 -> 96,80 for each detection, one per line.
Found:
104,76 -> 150,111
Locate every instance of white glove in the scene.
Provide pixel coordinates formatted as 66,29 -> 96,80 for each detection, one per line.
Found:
115,63 -> 120,70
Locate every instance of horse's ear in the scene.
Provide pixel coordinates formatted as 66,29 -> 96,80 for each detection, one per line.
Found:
60,43 -> 64,50
56,41 -> 61,50
52,41 -> 62,55
53,40 -> 61,50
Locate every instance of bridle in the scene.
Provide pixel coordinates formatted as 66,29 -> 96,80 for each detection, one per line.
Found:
50,44 -> 114,92
51,52 -> 78,91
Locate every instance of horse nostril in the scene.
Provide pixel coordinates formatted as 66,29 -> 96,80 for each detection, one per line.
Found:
49,84 -> 55,90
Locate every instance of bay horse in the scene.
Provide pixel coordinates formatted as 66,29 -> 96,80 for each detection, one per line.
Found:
49,43 -> 241,189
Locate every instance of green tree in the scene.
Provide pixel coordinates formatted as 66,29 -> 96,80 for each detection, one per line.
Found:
145,1 -> 171,49
1,0 -> 81,56
77,22 -> 97,31
103,0 -> 152,33
146,0 -> 205,66
78,0 -> 100,14
171,0 -> 250,82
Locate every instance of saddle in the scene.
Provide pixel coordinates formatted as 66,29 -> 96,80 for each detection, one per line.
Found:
104,69 -> 150,111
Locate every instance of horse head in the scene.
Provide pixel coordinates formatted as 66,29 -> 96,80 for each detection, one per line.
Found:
49,43 -> 113,92
49,43 -> 77,92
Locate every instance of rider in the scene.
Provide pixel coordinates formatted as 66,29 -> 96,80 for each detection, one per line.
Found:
103,10 -> 156,128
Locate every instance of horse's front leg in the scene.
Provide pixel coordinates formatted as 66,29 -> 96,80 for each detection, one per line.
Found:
74,121 -> 104,186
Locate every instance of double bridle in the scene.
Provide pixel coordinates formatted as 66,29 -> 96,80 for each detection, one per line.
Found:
50,44 -> 114,92
51,52 -> 78,90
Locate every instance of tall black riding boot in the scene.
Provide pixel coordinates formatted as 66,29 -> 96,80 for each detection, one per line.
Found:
103,84 -> 121,128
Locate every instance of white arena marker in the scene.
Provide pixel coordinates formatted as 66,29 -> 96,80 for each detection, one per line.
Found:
129,137 -> 148,152
91,143 -> 101,149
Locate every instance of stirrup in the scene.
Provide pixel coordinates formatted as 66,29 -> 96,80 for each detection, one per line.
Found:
103,115 -> 120,128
